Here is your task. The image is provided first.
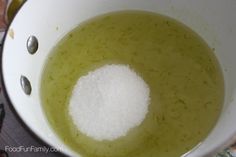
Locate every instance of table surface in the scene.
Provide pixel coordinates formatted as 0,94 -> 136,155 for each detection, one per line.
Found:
0,45 -> 66,157
0,0 -> 236,156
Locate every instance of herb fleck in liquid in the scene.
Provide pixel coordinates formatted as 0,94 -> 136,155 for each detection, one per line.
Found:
41,11 -> 224,157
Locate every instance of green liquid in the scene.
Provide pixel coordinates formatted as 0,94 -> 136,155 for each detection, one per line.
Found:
41,11 -> 224,157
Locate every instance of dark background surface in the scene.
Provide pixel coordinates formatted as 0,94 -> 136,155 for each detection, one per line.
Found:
0,44 -> 66,157
0,0 -> 235,156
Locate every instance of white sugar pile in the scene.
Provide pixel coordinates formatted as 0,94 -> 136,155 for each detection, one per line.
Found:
69,64 -> 150,141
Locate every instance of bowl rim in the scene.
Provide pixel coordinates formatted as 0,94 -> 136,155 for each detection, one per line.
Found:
0,1 -> 69,156
1,1 -> 236,157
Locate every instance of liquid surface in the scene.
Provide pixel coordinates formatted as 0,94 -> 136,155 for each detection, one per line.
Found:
41,11 -> 224,157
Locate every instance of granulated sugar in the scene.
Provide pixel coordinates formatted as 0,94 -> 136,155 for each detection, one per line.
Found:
69,64 -> 150,141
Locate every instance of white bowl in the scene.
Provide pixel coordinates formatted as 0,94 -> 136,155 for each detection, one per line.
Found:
2,0 -> 236,156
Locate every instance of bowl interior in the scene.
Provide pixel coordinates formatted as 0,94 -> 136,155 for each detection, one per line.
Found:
2,0 -> 236,156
